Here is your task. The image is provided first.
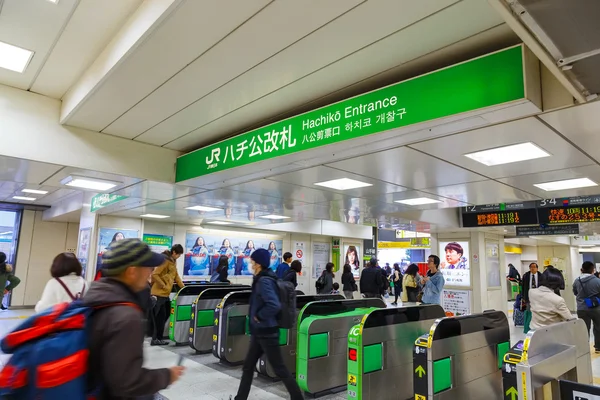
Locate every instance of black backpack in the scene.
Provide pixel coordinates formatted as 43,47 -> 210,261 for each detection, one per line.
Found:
315,272 -> 327,291
267,277 -> 297,329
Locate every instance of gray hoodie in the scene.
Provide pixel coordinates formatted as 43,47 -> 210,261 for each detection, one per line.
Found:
83,278 -> 170,399
573,274 -> 600,311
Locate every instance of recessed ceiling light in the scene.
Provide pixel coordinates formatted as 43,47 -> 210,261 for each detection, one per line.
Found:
140,214 -> 170,219
314,178 -> 373,191
0,231 -> 12,235
185,205 -> 222,212
464,142 -> 550,166
534,178 -> 597,191
0,41 -> 34,73
22,189 -> 48,195
395,197 -> 442,206
13,196 -> 36,201
60,176 -> 119,191
47,0 -> 59,3
206,221 -> 234,225
259,215 -> 290,220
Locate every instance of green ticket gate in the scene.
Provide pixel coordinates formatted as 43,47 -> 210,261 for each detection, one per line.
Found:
256,294 -> 344,378
413,310 -> 510,400
212,290 -> 252,364
169,284 -> 237,345
296,298 -> 386,396
347,305 -> 445,400
189,286 -> 250,352
162,281 -> 207,338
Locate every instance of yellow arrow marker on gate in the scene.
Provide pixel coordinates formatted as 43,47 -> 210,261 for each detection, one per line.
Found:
506,387 -> 518,400
415,365 -> 426,378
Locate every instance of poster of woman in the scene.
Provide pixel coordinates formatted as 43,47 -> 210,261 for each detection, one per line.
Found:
95,228 -> 139,276
186,236 -> 210,276
236,240 -> 256,275
268,241 -> 280,272
344,245 -> 361,278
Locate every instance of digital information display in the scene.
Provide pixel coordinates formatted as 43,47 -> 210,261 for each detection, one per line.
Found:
461,209 -> 539,227
538,205 -> 600,225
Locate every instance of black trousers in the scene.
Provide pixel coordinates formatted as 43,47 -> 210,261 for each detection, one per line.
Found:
578,308 -> 600,350
152,296 -> 170,341
235,334 -> 303,400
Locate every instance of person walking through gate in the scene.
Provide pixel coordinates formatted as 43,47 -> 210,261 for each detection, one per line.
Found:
521,262 -> 540,333
573,261 -> 600,353
0,252 -> 20,311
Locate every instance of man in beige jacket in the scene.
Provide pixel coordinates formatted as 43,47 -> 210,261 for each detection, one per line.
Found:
151,244 -> 185,346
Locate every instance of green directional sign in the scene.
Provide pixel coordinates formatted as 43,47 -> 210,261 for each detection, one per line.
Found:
415,365 -> 426,378
176,46 -> 526,182
506,387 -> 518,400
90,193 -> 127,212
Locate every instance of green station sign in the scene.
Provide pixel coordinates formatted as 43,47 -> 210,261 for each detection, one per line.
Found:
176,46 -> 526,182
90,193 -> 127,212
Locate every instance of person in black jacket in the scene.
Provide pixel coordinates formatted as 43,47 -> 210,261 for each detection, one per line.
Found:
283,260 -> 301,288
544,265 -> 565,296
341,264 -> 356,299
216,255 -> 231,283
507,264 -> 521,282
360,258 -> 383,299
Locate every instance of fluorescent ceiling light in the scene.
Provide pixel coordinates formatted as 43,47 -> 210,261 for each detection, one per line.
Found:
140,214 -> 170,219
0,41 -> 34,73
47,0 -> 59,3
534,178 -> 597,191
60,176 -> 119,191
464,142 -> 550,166
395,197 -> 442,206
13,196 -> 36,201
0,231 -> 12,235
259,215 -> 290,220
185,205 -> 222,212
206,221 -> 234,225
22,189 -> 48,195
314,178 -> 373,191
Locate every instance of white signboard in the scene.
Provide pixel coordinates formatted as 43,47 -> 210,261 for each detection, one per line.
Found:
442,289 -> 471,316
312,242 -> 330,279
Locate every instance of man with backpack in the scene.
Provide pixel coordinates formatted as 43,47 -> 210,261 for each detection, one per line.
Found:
573,261 -> 600,353
232,248 -> 303,400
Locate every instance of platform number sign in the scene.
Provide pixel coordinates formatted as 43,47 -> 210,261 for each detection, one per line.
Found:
539,198 -> 556,207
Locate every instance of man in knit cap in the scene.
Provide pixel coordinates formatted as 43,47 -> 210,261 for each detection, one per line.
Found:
232,248 -> 303,400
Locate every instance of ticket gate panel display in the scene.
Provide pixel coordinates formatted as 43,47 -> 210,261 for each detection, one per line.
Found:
168,284 -> 236,344
213,291 -> 252,364
413,310 -> 510,400
295,298 -> 386,395
257,294 -> 344,379
189,286 -> 250,352
347,305 -> 445,400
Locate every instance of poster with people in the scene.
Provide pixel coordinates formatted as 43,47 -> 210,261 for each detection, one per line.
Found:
96,228 -> 139,274
183,232 -> 283,278
344,244 -> 361,278
439,241 -> 470,287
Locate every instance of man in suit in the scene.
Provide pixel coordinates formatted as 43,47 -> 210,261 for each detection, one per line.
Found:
521,262 -> 540,333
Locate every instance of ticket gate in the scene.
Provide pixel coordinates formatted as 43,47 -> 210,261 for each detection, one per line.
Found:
296,298 -> 386,396
413,310 -> 510,400
347,304 -> 445,400
502,319 -> 591,400
256,294 -> 344,378
169,284 -> 238,345
189,286 -> 250,352
212,290 -> 252,364
161,282 -> 207,338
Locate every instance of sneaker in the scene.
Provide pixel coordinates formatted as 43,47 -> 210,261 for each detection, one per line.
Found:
0,305 -> 7,311
151,339 -> 169,346
595,348 -> 600,354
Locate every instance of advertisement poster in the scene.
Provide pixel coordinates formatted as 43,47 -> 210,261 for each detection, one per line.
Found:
313,242 -> 330,279
439,241 -> 470,287
344,244 -> 361,279
183,232 -> 283,277
143,234 -> 173,254
486,241 -> 501,288
96,228 -> 139,273
442,289 -> 471,316
77,228 -> 91,277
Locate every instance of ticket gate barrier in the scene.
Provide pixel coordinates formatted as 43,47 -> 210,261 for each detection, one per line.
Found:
413,310 -> 510,400
296,298 -> 386,396
347,304 -> 445,400
510,319 -> 592,400
169,284 -> 239,344
189,286 -> 250,352
559,379 -> 600,399
256,294 -> 344,378
212,290 -> 252,364
161,282 -> 207,338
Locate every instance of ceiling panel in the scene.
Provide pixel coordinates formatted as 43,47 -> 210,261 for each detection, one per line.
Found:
162,0 -> 503,150
41,167 -> 143,192
64,0 -> 271,132
0,0 -> 79,90
266,166 -> 408,197
539,101 -> 600,165
30,0 -> 143,98
110,181 -> 205,202
497,165 -> 600,199
326,146 -> 486,190
0,157 -> 63,184
409,117 -> 594,179
422,180 -> 541,204
108,0 -> 365,141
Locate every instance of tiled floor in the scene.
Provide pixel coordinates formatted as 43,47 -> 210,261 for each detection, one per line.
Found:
0,303 -> 598,400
